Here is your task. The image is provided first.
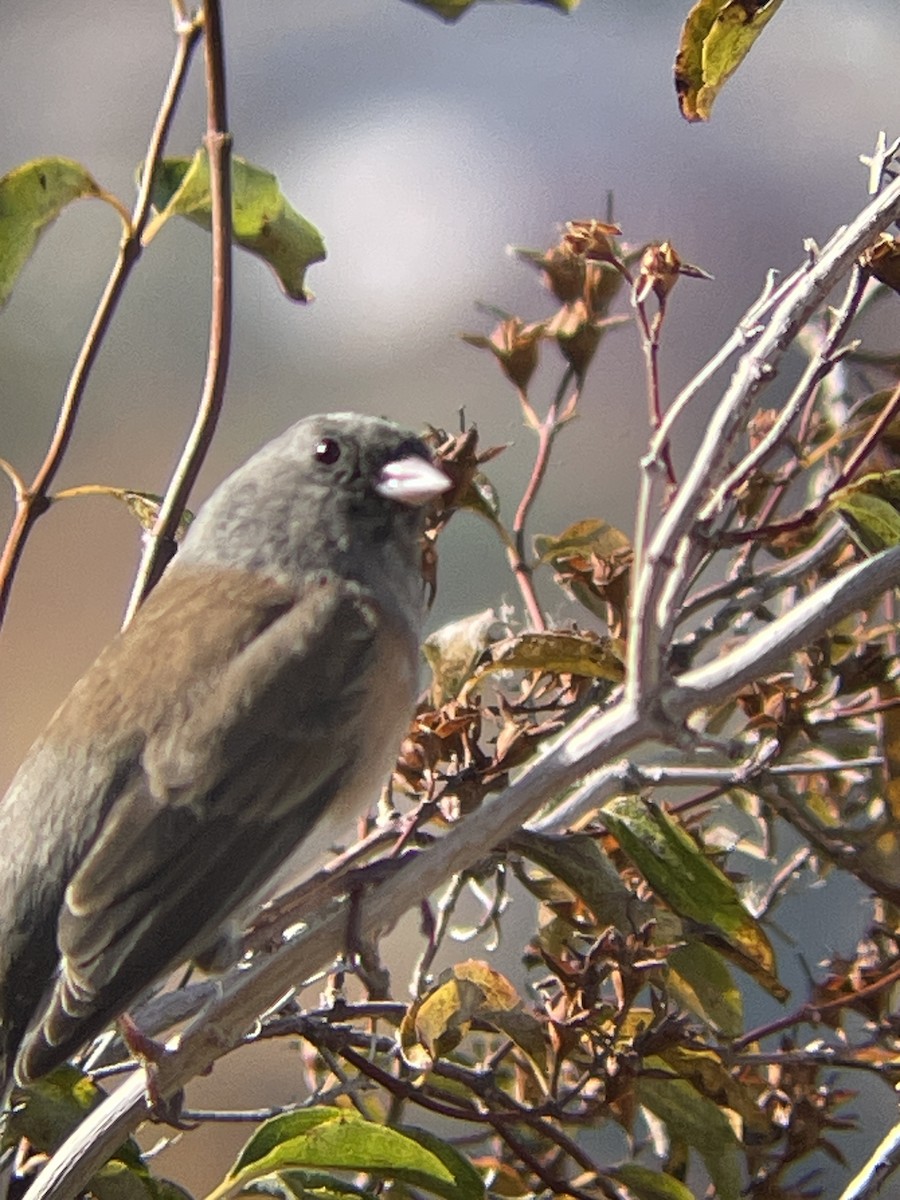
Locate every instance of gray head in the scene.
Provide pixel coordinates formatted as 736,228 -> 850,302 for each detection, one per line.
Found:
176,412 -> 448,610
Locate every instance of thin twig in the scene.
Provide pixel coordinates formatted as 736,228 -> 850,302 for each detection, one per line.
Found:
0,13 -> 204,629
701,265 -> 869,520
732,960 -> 900,1052
123,0 -> 233,622
633,297 -> 676,491
628,172 -> 900,702
506,366 -> 579,632
730,364 -> 900,548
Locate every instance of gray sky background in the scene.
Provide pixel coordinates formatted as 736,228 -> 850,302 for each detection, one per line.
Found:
1,0 -> 899,1190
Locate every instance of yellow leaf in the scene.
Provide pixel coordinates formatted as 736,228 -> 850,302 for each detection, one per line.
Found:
675,0 -> 784,122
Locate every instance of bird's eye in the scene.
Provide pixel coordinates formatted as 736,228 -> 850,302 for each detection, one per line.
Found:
314,438 -> 341,465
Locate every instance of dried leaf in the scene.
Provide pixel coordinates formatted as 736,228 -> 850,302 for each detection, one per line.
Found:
424,610 -> 504,704
400,962 -> 548,1086
461,631 -> 625,698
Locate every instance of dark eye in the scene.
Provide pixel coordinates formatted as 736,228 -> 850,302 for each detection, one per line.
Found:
314,438 -> 341,465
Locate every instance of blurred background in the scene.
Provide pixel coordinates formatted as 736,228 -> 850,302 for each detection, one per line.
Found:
1,0 -> 899,1191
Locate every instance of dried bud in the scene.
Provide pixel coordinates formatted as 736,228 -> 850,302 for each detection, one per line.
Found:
546,300 -> 604,377
461,317 -> 545,391
424,425 -> 507,530
860,233 -> 900,294
747,408 -> 778,450
584,259 -> 625,317
632,241 -> 713,305
563,219 -> 623,264
512,243 -> 587,304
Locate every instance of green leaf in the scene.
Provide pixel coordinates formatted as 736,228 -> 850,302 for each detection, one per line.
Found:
245,1173 -> 370,1200
230,1109 -> 355,1176
610,1163 -> 695,1200
4,1068 -> 187,1200
404,0 -> 578,23
147,1181 -> 195,1200
88,1160 -> 157,1200
5,1067 -> 142,1165
638,1066 -> 741,1200
829,470 -> 900,553
675,0 -> 784,122
656,1044 -> 771,1140
603,796 -> 787,1000
511,829 -> 648,932
391,1126 -> 485,1200
667,941 -> 742,1037
149,152 -> 326,301
220,1110 -> 483,1200
0,156 -> 109,308
94,1161 -> 193,1200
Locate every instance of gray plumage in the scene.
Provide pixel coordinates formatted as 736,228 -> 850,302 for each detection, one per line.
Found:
0,412 -> 449,1090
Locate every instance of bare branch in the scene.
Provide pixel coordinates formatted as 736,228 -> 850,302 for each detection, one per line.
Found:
0,13 -> 204,629
123,0 -> 233,621
627,170 -> 900,701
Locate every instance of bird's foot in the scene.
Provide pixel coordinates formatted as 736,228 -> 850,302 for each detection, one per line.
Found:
117,1014 -> 196,1130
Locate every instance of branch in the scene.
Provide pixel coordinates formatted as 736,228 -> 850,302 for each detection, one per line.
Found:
529,749 -> 883,836
671,544 -> 900,710
839,1121 -> 900,1200
627,170 -> 900,701
123,0 -> 233,622
0,13 -> 204,628
700,264 -> 868,518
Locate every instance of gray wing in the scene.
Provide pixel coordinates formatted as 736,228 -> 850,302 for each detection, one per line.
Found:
14,569 -> 383,1083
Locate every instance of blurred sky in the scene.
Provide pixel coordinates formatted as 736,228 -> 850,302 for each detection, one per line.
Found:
1,0 -> 899,1189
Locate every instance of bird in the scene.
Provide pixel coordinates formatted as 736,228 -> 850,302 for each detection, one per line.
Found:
0,412 -> 450,1093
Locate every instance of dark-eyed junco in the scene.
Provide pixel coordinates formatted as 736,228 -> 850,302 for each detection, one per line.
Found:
0,412 -> 450,1091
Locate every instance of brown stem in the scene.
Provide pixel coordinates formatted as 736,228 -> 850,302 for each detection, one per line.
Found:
732,960 -> 900,1051
339,1044 -> 617,1200
123,0 -> 233,622
0,15 -> 204,630
634,299 -> 677,492
507,366 -> 579,633
832,371 -> 900,490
